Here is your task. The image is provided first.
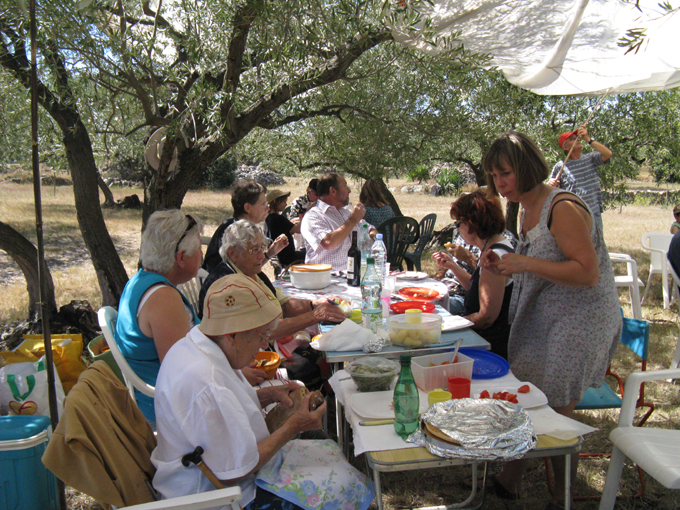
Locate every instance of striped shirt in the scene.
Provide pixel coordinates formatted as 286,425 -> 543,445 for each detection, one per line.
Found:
551,152 -> 609,214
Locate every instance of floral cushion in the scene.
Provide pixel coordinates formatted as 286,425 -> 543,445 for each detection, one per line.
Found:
256,439 -> 374,510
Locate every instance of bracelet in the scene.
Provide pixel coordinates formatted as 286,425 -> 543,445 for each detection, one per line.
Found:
588,139 -> 596,145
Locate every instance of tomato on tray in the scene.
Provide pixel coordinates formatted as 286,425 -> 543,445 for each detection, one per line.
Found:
390,300 -> 436,314
517,384 -> 531,393
398,287 -> 441,302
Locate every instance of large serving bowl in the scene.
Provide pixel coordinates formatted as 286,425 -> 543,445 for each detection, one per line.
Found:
289,264 -> 332,290
345,357 -> 400,392
386,313 -> 443,348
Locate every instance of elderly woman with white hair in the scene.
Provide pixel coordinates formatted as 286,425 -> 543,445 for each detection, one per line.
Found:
115,210 -> 205,424
198,220 -> 346,388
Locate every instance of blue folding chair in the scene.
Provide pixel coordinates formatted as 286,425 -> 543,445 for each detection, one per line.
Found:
546,311 -> 654,499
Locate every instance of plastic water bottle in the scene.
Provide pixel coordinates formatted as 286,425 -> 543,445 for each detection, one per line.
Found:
358,224 -> 371,280
361,257 -> 382,333
371,233 -> 387,286
394,353 -> 420,439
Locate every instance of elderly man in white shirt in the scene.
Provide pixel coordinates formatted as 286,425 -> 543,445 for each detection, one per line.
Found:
300,172 -> 376,270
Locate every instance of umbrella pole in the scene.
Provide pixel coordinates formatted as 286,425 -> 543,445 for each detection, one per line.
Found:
554,88 -> 612,181
29,0 -> 66,509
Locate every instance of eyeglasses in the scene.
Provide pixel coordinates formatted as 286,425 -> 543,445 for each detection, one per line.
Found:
175,215 -> 197,253
256,330 -> 272,345
244,244 -> 269,256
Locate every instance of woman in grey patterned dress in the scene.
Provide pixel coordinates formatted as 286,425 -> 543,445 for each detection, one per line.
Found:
480,132 -> 621,509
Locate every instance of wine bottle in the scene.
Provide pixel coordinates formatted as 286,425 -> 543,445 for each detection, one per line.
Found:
347,231 -> 361,287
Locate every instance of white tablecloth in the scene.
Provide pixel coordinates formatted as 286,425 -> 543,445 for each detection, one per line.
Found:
329,371 -> 595,457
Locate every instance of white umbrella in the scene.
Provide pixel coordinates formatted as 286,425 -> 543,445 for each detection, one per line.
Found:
390,0 -> 680,95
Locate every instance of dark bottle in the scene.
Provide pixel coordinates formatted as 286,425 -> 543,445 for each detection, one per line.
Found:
393,353 -> 420,439
347,230 -> 361,287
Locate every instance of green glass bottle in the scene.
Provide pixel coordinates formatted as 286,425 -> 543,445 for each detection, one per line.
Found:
393,353 -> 419,439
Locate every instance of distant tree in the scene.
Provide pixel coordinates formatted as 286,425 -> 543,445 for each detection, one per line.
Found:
0,222 -> 57,320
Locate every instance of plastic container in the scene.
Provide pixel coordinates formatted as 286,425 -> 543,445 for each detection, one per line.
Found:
345,357 -> 400,392
0,415 -> 59,510
411,351 -> 474,392
386,313 -> 443,348
289,264 -> 332,290
252,351 -> 282,380
87,335 -> 125,384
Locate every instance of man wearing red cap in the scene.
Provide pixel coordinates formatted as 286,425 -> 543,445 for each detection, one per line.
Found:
548,125 -> 612,231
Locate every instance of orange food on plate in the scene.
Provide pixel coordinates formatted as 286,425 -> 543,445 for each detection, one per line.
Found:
517,384 -> 531,393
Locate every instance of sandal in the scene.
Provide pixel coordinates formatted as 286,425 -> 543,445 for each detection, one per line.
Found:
488,474 -> 521,501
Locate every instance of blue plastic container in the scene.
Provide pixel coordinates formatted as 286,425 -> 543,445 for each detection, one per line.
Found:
0,415 -> 59,510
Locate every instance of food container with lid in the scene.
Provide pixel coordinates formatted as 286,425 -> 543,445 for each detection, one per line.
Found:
288,264 -> 332,290
344,356 -> 400,392
386,312 -> 442,348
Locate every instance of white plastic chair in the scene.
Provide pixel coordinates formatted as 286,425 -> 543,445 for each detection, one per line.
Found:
640,232 -> 674,309
598,367 -> 680,509
119,488 -> 242,509
667,265 -> 680,371
98,306 -> 155,400
177,268 -> 209,315
609,253 -> 643,320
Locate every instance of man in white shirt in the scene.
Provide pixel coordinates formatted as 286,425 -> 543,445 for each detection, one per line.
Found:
300,172 -> 376,270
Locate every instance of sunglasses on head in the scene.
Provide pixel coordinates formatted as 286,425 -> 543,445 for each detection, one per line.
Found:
175,215 -> 197,253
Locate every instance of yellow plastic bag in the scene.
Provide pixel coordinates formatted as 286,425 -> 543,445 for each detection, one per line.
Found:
18,334 -> 88,394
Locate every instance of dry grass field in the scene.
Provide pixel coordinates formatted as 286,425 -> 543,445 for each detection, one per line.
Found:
1,175 -> 680,510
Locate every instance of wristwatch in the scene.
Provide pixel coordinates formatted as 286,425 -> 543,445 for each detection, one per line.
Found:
588,139 -> 596,145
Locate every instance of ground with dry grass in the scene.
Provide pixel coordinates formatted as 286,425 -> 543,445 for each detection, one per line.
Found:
1,176 -> 679,509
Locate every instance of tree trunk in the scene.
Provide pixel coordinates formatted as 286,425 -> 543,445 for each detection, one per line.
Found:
0,222 -> 57,320
60,117 -> 129,305
98,175 -> 116,208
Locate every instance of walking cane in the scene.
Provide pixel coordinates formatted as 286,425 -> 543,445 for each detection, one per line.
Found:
182,446 -> 226,490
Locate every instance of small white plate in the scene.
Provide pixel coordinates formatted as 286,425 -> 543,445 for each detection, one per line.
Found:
350,391 -> 429,419
470,382 -> 548,409
395,271 -> 429,280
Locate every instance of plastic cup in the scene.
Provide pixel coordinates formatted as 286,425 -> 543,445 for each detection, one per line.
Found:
428,389 -> 452,406
447,377 -> 471,399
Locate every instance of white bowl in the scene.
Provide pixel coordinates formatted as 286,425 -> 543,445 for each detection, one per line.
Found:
289,264 -> 332,290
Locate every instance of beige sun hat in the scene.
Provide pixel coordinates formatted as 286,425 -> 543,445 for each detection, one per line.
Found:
266,189 -> 291,204
198,274 -> 282,336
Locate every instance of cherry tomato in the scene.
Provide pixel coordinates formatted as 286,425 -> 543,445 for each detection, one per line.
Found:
517,385 -> 530,394
479,390 -> 490,399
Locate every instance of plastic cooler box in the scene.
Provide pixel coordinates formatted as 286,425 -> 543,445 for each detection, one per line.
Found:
0,415 -> 59,510
411,351 -> 474,392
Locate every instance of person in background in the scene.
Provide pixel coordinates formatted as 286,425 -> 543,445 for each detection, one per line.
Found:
432,190 -> 514,359
203,179 -> 287,273
289,178 -> 319,222
151,274 -> 327,509
301,172 -> 376,270
115,210 -> 204,424
548,125 -> 613,232
359,178 -> 396,229
198,220 -> 346,388
671,204 -> 680,234
481,131 -> 621,508
265,189 -> 306,267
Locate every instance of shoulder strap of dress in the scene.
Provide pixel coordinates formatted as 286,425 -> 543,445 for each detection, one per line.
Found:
547,192 -> 590,230
488,242 -> 515,254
